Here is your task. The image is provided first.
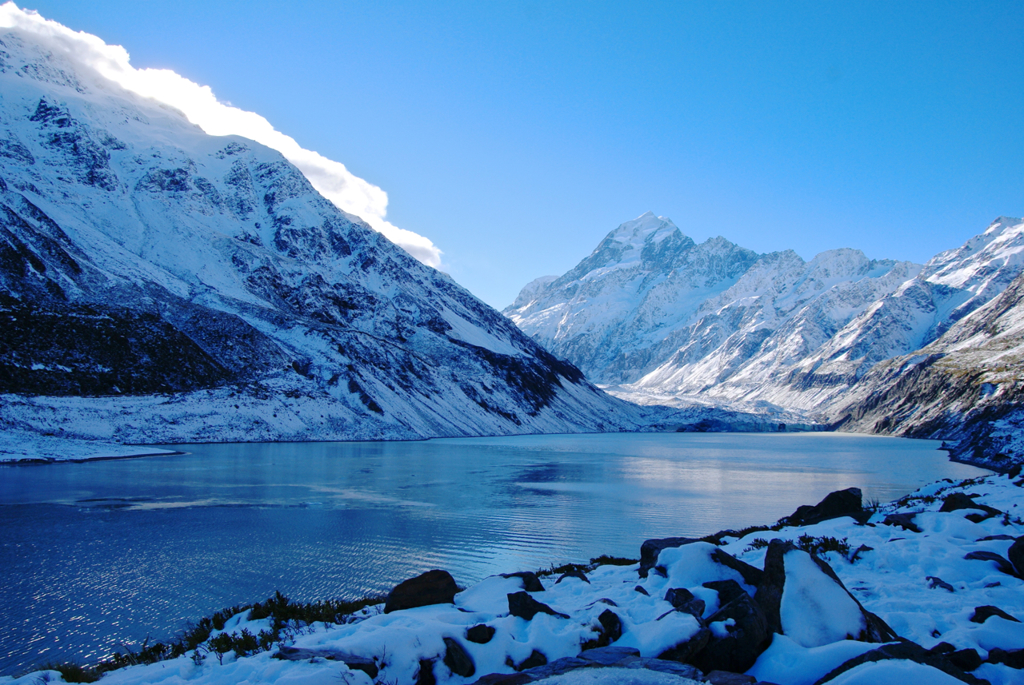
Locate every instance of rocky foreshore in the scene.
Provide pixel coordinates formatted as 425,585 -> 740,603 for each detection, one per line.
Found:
4,473 -> 1024,685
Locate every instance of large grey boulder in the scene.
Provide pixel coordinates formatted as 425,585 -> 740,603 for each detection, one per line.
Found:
779,488 -> 866,527
384,569 -> 460,614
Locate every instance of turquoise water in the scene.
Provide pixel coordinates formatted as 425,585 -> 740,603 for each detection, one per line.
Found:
0,432 -> 986,675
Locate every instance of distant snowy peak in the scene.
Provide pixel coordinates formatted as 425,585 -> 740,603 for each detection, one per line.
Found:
555,211 -> 695,284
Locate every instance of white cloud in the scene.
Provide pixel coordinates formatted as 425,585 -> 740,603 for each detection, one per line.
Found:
0,2 -> 443,267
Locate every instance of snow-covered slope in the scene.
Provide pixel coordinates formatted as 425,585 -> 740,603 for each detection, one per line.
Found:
0,29 -> 646,444
778,217 -> 1024,410
832,267 -> 1024,469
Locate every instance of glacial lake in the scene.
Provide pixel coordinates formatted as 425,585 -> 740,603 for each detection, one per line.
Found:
0,431 -> 988,676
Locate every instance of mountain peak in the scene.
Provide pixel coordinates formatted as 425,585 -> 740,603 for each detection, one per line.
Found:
606,212 -> 680,245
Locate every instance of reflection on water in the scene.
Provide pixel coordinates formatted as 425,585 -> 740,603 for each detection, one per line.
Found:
0,432 -> 986,675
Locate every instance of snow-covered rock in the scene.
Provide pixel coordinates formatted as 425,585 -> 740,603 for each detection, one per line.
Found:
0,26 -> 647,447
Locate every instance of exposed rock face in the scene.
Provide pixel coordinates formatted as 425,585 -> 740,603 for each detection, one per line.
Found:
0,28 -> 645,445
384,570 -> 459,614
692,592 -> 770,674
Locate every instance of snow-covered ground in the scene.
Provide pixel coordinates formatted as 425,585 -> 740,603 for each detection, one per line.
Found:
0,429 -> 177,462
4,473 -> 1021,685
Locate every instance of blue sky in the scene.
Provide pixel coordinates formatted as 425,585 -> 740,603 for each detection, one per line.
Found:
24,0 -> 1024,308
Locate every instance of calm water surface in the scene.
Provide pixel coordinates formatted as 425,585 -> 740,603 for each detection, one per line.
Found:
0,432 -> 987,675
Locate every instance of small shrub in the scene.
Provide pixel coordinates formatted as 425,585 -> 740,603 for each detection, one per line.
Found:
539,562 -> 588,577
742,538 -> 770,553
589,555 -> 637,567
39,663 -> 99,683
796,534 -> 851,557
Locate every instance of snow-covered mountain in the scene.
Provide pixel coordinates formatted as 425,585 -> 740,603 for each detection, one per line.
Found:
506,213 -> 921,410
506,213 -> 1024,447
0,29 -> 647,444
832,266 -> 1024,469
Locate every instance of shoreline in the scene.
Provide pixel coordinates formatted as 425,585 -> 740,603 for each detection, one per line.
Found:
3,472 -> 1022,685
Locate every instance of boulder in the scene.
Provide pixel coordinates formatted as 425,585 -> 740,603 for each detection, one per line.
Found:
273,646 -> 378,678
963,550 -> 1020,578
507,591 -> 569,620
656,626 -> 711,663
443,637 -> 475,678
711,548 -> 765,587
384,569 -> 459,614
882,512 -> 922,533
927,576 -> 955,592
639,537 -> 699,577
582,609 -> 623,650
779,488 -> 864,527
692,592 -> 771,674
466,624 -> 496,644
755,540 -> 897,646
510,656 -> 587,680
597,609 -> 623,645
949,649 -> 983,672
987,647 -> 1024,669
500,571 -> 545,592
510,649 -> 548,671
577,646 -> 639,665
940,493 -> 1001,518
703,579 -> 749,607
628,658 -> 703,679
811,640 -> 990,685
969,605 -> 1020,623
665,588 -> 706,620
1009,536 -> 1024,577
416,658 -> 437,685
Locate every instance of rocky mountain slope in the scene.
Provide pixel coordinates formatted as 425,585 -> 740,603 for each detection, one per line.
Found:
833,268 -> 1024,469
0,29 -> 646,445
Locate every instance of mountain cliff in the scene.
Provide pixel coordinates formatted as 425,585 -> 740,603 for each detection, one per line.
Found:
0,29 -> 645,445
